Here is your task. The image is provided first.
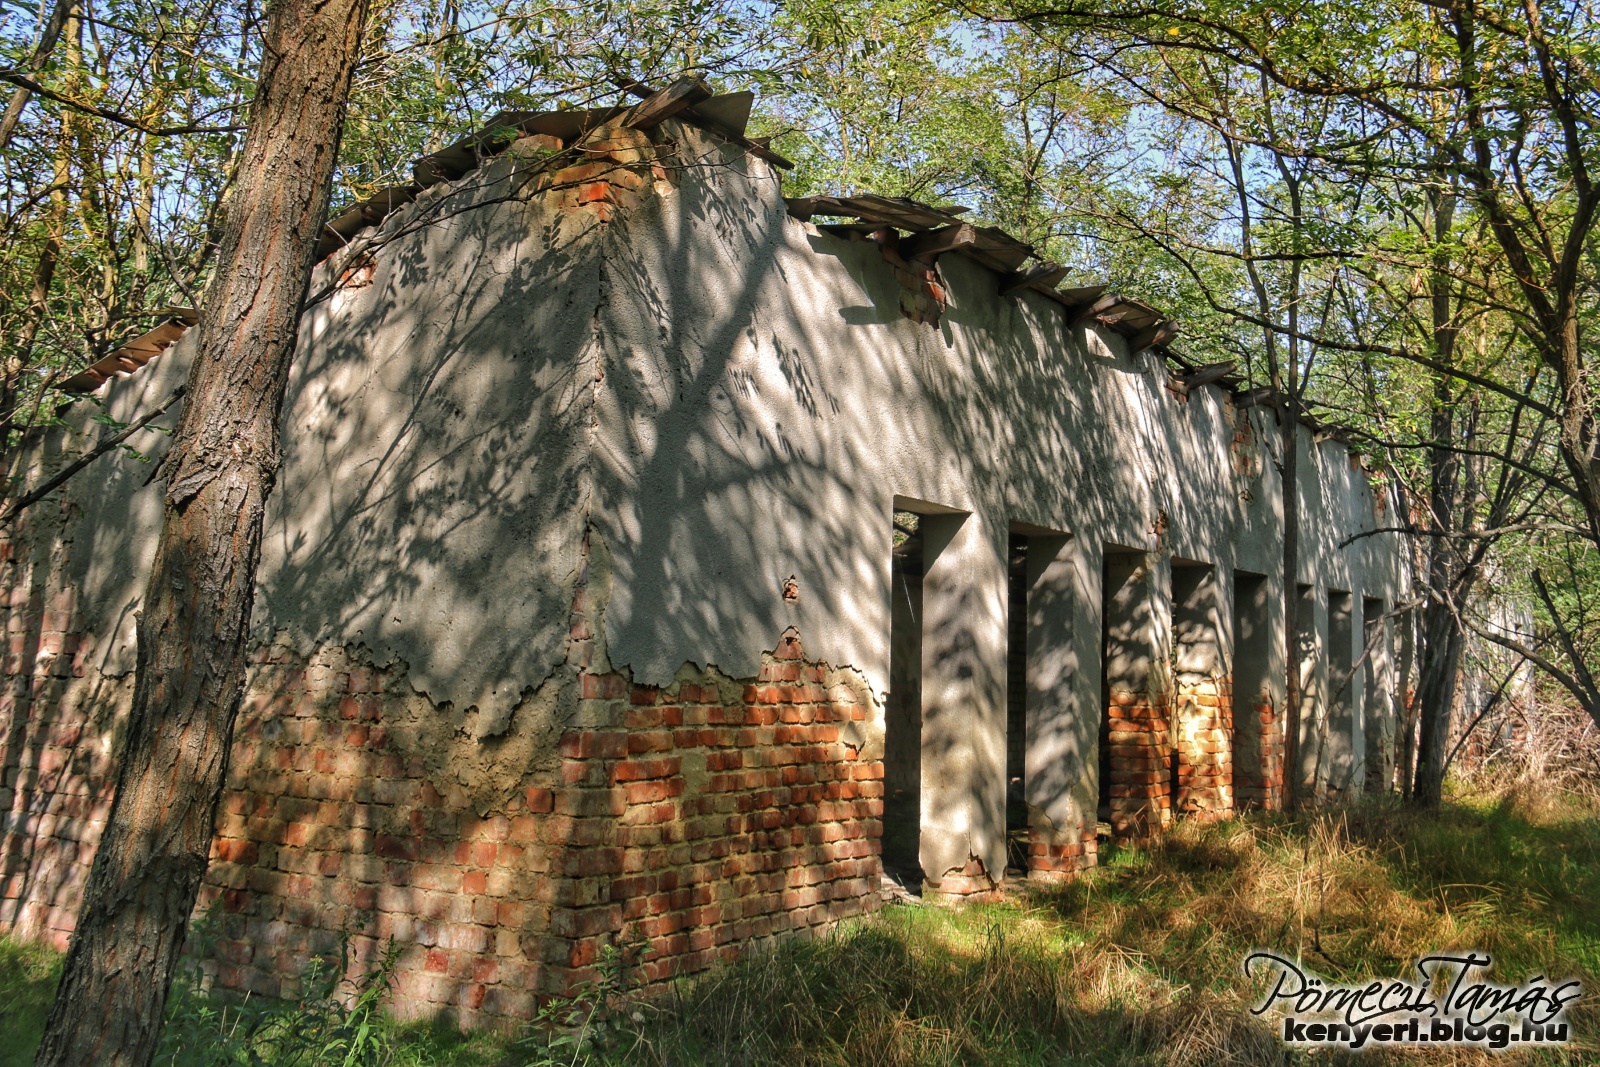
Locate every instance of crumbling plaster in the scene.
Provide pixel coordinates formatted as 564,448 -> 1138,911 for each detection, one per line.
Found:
46,118 -> 1402,889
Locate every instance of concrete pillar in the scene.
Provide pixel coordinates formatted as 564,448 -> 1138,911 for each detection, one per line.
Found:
1325,591 -> 1357,795
917,507 -> 1006,895
1362,597 -> 1395,793
1293,583 -> 1325,798
1016,531 -> 1094,879
1396,602 -> 1417,794
1172,562 -> 1231,819
1232,571 -> 1282,809
1101,549 -> 1170,842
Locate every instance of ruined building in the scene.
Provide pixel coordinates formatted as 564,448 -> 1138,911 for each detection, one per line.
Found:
0,81 -> 1406,1027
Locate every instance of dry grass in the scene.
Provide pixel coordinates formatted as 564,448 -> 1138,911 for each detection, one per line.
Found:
609,785 -> 1599,1066
2,783 -> 1596,1066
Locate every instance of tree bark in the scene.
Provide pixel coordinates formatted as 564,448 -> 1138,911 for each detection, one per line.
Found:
1279,411 -> 1302,808
1409,182 -> 1466,809
0,0 -> 76,150
31,0 -> 369,1062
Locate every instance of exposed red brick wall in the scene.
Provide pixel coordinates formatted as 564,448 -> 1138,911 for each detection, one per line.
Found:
1027,820 -> 1097,882
924,856 -> 1000,901
1102,690 -> 1173,842
0,503 -> 117,952
540,640 -> 883,992
1234,695 -> 1284,811
1173,676 -> 1233,819
3,604 -> 884,1029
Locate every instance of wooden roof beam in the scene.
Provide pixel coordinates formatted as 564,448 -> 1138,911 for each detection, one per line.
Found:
1000,262 -> 1069,297
621,74 -> 713,131
902,223 -> 976,262
1069,293 -> 1120,328
1182,361 -> 1235,389
1128,320 -> 1181,355
615,76 -> 794,170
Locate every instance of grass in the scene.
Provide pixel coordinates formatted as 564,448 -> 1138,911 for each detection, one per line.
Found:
2,780 -> 1596,1066
0,935 -> 60,1067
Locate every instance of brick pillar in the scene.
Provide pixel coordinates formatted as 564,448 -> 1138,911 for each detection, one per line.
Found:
1101,551 -> 1166,844
1105,690 -> 1171,840
1173,675 -> 1233,819
1027,819 -> 1098,881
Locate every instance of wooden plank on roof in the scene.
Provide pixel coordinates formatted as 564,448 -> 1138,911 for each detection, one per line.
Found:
1180,360 -> 1235,391
1054,284 -> 1108,306
902,223 -> 976,261
1127,320 -> 1180,354
825,197 -> 931,231
1233,385 -> 1276,408
1069,293 -> 1120,326
969,226 -> 1032,273
692,91 -> 753,136
514,107 -> 625,142
816,222 -> 882,237
316,185 -> 419,261
615,78 -> 794,169
412,107 -> 621,188
59,318 -> 191,393
849,195 -> 960,229
1097,300 -> 1160,331
622,75 -> 712,131
1000,262 -> 1069,296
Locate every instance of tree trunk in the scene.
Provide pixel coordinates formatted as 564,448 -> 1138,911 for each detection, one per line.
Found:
1408,186 -> 1464,810
0,10 -> 77,459
1279,409 -> 1302,809
0,0 -> 76,150
31,0 -> 368,1062
1410,600 -> 1463,806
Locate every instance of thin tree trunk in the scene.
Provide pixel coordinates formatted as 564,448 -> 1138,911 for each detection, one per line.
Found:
1410,182 -> 1465,809
1280,414 -> 1302,807
0,0 -> 76,150
31,0 -> 369,1061
1411,600 -> 1464,805
0,11 -> 79,456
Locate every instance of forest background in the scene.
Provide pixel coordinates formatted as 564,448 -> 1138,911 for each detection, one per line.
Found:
2,0 -> 1599,1063
1,0 -> 1597,845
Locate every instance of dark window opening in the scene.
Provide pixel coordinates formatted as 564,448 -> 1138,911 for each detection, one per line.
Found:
883,510 -> 925,885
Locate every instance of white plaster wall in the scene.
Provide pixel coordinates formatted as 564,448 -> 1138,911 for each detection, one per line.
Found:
45,119 -> 1406,882
588,125 -> 1407,877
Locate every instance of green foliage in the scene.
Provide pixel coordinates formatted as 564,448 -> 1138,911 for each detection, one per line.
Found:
156,932 -> 405,1066
516,934 -> 643,1067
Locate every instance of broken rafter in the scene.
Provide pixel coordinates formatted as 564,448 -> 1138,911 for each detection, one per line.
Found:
1068,293 -> 1120,328
901,223 -> 975,261
783,194 -> 969,231
1099,300 -> 1161,332
1176,360 -> 1236,393
1233,385 -> 1276,408
1000,262 -> 1069,296
615,77 -> 793,170
620,74 -> 712,131
1128,320 -> 1181,356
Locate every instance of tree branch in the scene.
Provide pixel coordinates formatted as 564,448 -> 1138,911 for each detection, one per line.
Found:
0,385 -> 184,526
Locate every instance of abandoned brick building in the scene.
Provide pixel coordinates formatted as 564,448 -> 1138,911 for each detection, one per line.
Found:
0,81 -> 1406,1028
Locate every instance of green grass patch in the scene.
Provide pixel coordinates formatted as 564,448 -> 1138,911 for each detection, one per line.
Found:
0,935 -> 60,1067
2,783 -> 1596,1065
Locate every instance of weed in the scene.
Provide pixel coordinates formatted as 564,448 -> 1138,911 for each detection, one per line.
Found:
517,931 -> 645,1067
2,784 -> 1595,1066
156,928 -> 402,1066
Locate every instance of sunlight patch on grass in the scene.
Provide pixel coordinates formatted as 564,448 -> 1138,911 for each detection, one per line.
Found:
1,784 -> 1596,1065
